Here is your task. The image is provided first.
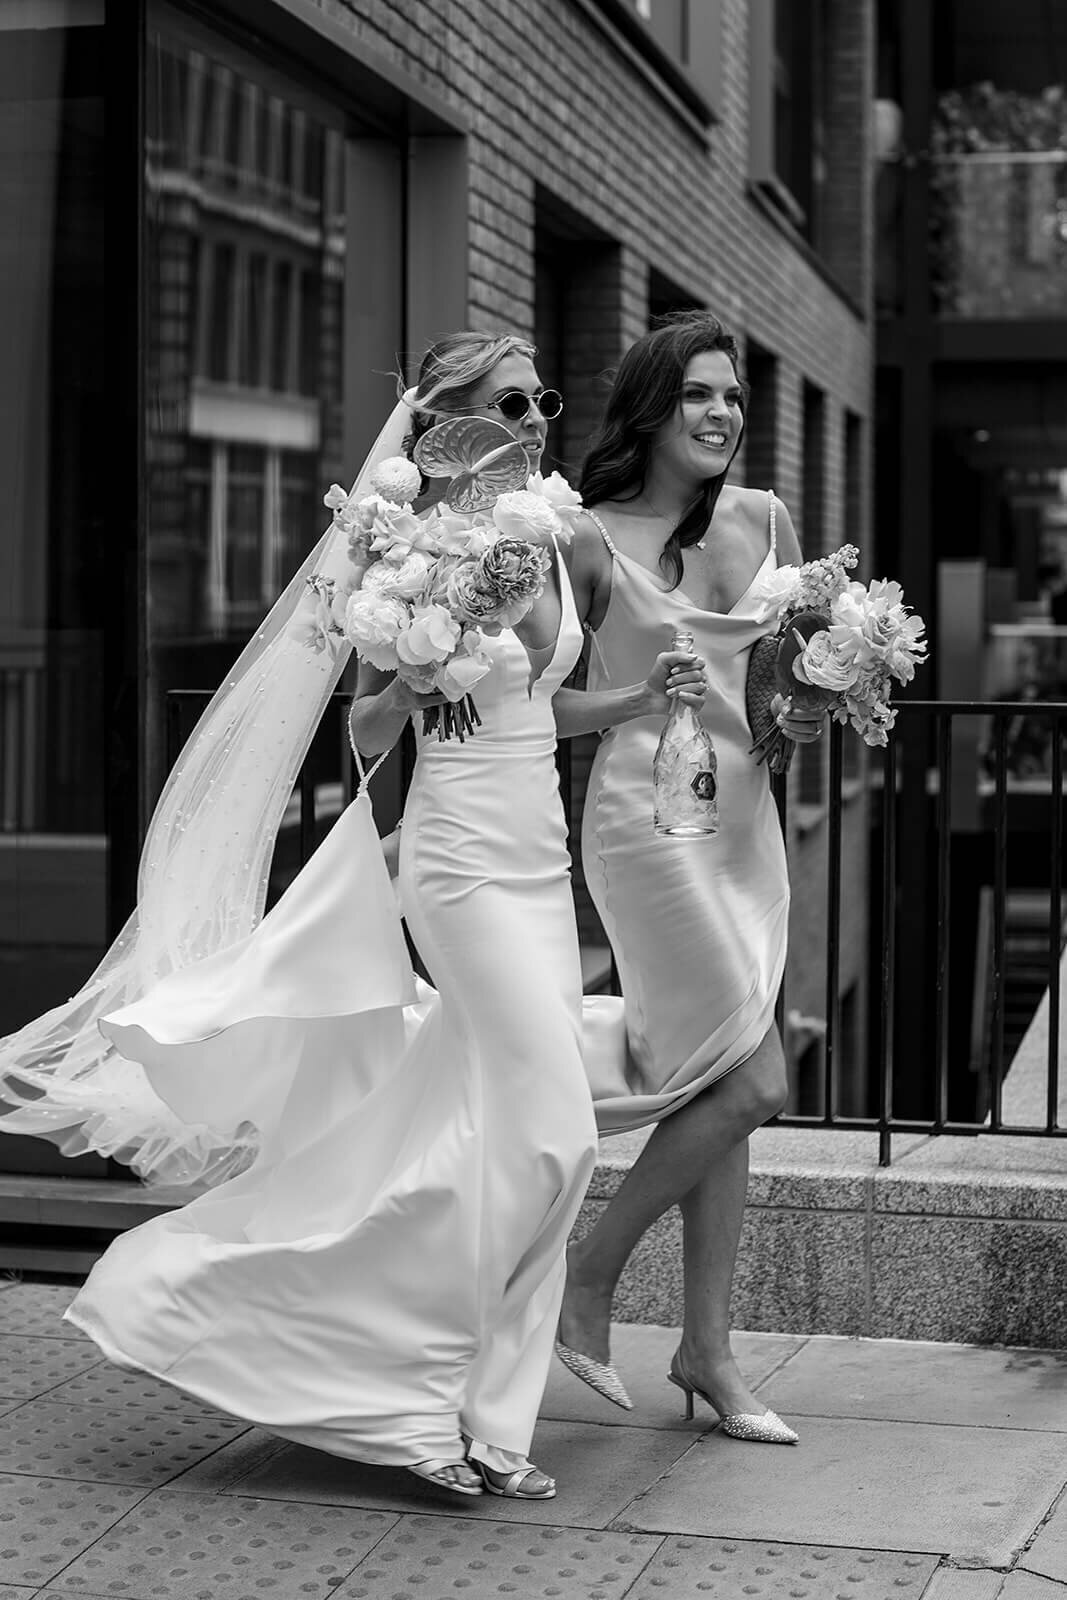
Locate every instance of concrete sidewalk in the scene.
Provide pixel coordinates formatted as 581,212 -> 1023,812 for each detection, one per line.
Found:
0,1282 -> 1063,1600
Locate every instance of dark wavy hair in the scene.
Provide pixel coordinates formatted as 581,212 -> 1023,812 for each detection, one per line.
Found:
578,312 -> 746,588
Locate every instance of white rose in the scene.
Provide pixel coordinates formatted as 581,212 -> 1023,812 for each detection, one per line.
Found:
395,602 -> 462,666
343,591 -> 408,671
751,563 -> 802,624
793,630 -> 861,693
527,470 -> 582,534
492,489 -> 562,544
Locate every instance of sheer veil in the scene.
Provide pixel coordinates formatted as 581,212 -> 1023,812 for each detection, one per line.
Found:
0,395 -> 418,1187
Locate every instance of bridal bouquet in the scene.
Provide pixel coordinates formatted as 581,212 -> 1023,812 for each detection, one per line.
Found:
322,419 -> 581,740
746,544 -> 928,772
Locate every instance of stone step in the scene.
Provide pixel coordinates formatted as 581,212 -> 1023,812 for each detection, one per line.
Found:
2,1127 -> 1064,1347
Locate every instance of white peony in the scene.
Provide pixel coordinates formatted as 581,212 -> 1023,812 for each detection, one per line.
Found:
368,455 -> 422,506
343,591 -> 408,671
360,550 -> 432,600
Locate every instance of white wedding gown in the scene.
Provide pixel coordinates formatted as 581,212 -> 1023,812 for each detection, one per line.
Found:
66,544 -> 599,1473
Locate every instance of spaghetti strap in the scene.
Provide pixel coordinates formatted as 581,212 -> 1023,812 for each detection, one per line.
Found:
585,508 -> 620,558
768,490 -> 777,554
347,720 -> 389,796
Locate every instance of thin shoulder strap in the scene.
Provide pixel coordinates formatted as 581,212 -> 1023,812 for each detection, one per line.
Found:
768,490 -> 777,554
585,507 -> 619,558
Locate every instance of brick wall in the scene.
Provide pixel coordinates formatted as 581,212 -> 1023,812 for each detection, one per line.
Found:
303,0 -> 876,1079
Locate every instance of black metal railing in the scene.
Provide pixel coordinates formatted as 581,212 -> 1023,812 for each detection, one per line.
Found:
770,701 -> 1064,1162
166,691 -> 1065,1165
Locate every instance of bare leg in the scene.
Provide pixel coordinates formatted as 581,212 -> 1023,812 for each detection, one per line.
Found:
559,1025 -> 786,1414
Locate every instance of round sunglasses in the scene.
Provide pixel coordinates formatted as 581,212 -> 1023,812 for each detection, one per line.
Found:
484,387 -> 564,423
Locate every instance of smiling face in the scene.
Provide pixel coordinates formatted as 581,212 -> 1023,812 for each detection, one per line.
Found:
651,349 -> 744,488
459,353 -> 549,471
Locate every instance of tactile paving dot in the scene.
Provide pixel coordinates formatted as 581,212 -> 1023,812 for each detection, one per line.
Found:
0,1334 -> 104,1401
0,1472 -> 147,1586
46,1364 -> 230,1421
0,1401 -> 245,1485
335,1515 -> 661,1599
50,1489 -> 397,1599
0,1286 -> 82,1340
623,1537 -> 940,1598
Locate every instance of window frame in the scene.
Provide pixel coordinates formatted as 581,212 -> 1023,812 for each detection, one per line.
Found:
574,0 -> 723,131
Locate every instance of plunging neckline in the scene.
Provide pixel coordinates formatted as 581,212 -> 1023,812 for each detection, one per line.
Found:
611,545 -> 774,619
511,538 -> 567,696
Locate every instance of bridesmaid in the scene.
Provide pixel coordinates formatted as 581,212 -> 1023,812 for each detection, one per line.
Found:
555,312 -> 822,1440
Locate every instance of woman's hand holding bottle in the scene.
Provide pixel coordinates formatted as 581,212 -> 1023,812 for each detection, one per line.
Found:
642,649 -> 708,717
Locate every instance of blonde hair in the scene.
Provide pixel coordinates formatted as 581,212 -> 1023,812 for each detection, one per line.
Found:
406,331 -> 536,413
401,331 -> 538,462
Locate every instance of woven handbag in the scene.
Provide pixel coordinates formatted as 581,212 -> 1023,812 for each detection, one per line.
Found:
745,633 -> 794,773
746,611 -> 832,773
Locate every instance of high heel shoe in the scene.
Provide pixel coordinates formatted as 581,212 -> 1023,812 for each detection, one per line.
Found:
667,1353 -> 798,1444
554,1339 -> 633,1410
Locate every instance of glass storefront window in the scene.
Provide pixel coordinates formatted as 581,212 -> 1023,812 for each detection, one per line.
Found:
0,1 -> 108,1171
145,3 -> 350,802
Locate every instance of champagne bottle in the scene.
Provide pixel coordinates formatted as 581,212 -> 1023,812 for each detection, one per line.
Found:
652,629 -> 718,838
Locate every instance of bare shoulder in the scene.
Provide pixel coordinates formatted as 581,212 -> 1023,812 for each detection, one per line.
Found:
718,484 -> 801,563
718,483 -> 775,530
563,509 -> 613,626
566,510 -> 612,575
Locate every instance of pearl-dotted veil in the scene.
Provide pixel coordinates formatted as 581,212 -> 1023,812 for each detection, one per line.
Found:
0,396 -> 417,1186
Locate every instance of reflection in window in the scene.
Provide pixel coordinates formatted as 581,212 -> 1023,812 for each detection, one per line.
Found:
0,4 -> 110,1148
145,3 -> 348,795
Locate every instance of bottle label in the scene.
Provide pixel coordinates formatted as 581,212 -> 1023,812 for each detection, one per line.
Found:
690,770 -> 717,803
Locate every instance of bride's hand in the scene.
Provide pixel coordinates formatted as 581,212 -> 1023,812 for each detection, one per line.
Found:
389,678 -> 449,713
643,649 -> 708,716
772,693 -> 825,742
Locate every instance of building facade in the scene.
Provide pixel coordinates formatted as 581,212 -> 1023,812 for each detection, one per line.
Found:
875,0 -> 1067,1112
0,0 -> 875,1184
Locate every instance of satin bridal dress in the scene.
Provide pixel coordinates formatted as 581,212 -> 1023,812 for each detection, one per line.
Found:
579,494 -> 789,1133
67,541 -> 598,1476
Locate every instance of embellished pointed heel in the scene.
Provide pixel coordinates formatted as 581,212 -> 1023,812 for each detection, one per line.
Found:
554,1339 -> 634,1410
667,1357 -> 798,1444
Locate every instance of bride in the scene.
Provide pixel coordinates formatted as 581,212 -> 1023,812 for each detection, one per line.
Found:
0,331 -> 599,1500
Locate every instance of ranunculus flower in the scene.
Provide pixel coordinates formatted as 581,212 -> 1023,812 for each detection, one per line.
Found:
367,455 -> 422,506
793,629 -> 862,693
444,564 -> 502,628
343,591 -> 408,671
492,489 -> 562,544
395,602 -> 462,666
452,538 -> 551,630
